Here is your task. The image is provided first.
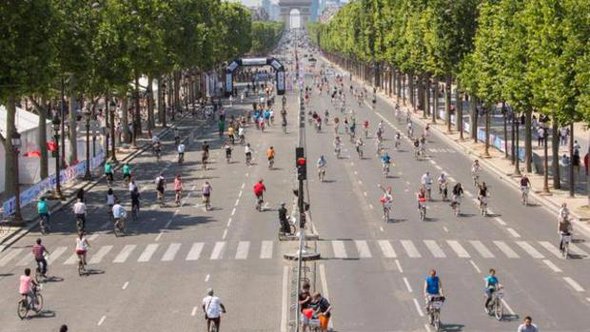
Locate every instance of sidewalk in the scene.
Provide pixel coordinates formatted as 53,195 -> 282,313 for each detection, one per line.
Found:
324,57 -> 590,236
0,111 -> 191,250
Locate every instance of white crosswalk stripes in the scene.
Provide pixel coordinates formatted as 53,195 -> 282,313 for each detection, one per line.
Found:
0,248 -> 23,267
89,245 -> 113,264
64,253 -> 78,265
516,241 -> 544,259
260,241 -> 273,259
355,240 -> 372,258
47,246 -> 67,265
569,244 -> 589,257
447,240 -> 470,258
162,243 -> 181,261
186,243 -> 204,261
470,241 -> 494,258
423,240 -> 445,258
538,241 -> 562,258
113,245 -> 136,263
235,241 -> 250,260
332,241 -> 347,258
16,253 -> 34,267
138,244 -> 159,262
493,241 -> 519,258
401,240 -> 421,258
378,240 -> 397,258
210,242 -> 225,260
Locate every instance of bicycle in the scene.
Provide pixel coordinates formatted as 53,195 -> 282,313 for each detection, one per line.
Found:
452,198 -> 461,217
419,203 -> 427,221
472,174 -> 480,188
521,187 -> 529,206
383,202 -> 392,222
175,190 -> 182,207
114,216 -> 126,237
34,258 -> 47,283
131,204 -> 139,222
318,167 -> 326,182
356,146 -> 363,159
485,288 -> 504,321
17,285 -> 43,319
203,195 -> 211,211
560,232 -> 572,259
426,296 -> 444,331
39,214 -> 50,235
75,214 -> 85,233
78,255 -> 87,276
382,163 -> 390,177
479,197 -> 488,216
439,183 -> 448,201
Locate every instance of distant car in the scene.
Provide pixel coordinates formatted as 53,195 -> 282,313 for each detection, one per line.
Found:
308,57 -> 317,62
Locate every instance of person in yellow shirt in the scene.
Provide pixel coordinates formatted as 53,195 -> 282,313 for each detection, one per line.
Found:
227,126 -> 235,144
267,146 -> 276,169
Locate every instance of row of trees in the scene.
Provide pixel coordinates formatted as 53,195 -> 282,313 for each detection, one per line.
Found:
0,0 -> 256,199
309,0 -> 589,192
250,21 -> 285,55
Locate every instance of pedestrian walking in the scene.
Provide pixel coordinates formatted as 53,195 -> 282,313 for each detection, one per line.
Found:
537,127 -> 545,147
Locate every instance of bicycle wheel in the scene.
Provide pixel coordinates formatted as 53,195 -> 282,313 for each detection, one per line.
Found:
78,260 -> 84,276
209,321 -> 218,332
494,300 -> 503,321
33,294 -> 43,313
433,311 -> 441,331
564,243 -> 569,259
17,299 -> 28,319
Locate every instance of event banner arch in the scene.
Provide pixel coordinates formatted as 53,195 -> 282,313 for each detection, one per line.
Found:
225,57 -> 286,96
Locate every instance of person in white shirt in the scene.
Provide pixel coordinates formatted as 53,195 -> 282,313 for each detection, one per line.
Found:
73,198 -> 87,230
177,143 -> 186,162
112,201 -> 127,230
128,180 -> 137,193
202,288 -> 226,332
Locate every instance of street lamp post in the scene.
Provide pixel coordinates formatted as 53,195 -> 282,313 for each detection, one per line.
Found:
11,131 -> 24,225
83,107 -> 92,180
514,116 -> 521,176
162,83 -> 167,128
92,118 -> 97,158
110,100 -> 117,162
52,116 -> 64,199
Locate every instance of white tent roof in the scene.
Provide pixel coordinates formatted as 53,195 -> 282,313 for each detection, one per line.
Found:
0,105 -> 47,137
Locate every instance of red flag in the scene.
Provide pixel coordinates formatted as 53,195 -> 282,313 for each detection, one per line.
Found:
47,141 -> 57,151
23,150 -> 41,157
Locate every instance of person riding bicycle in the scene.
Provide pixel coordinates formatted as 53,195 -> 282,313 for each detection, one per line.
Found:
73,198 -> 87,231
173,127 -> 180,145
174,175 -> 183,204
379,186 -> 393,211
452,183 -> 464,207
278,202 -> 292,235
75,231 -> 90,267
558,206 -> 572,251
253,179 -> 266,206
520,174 -> 531,194
437,173 -> 448,197
112,200 -> 126,230
19,268 -> 39,308
106,188 -> 116,211
130,187 -> 140,216
32,238 -> 50,278
558,202 -> 570,222
202,141 -> 210,162
407,122 -> 414,136
421,172 -> 433,198
202,181 -> 212,208
224,142 -> 232,161
202,288 -> 226,332
104,161 -> 114,183
177,142 -> 186,162
424,269 -> 444,309
122,162 -> 131,182
245,143 -> 253,164
266,146 -> 276,165
471,160 -> 481,182
317,155 -> 327,170
395,131 -> 401,145
478,182 -> 489,206
484,268 -> 501,310
380,152 -> 391,166
417,187 -> 427,210
355,137 -> 364,155
413,138 -> 421,155
333,136 -> 342,155
37,197 -> 50,224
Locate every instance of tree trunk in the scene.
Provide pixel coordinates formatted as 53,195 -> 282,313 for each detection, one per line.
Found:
484,105 -> 490,157
552,119 -> 561,189
157,76 -> 164,126
4,94 -> 18,198
38,98 -> 49,179
502,102 -> 508,159
147,76 -> 154,130
408,74 -> 414,109
105,94 -> 110,161
456,90 -> 464,140
174,71 -> 181,116
525,110 -> 532,173
470,96 -> 478,142
431,78 -> 438,123
543,125 -> 550,193
569,122 -> 575,197
121,97 -> 130,144
445,76 -> 452,133
134,74 -> 142,140
68,78 -> 78,165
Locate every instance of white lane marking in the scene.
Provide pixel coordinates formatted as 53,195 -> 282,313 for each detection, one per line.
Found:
235,241 -> 250,260
88,233 -> 100,241
186,243 -> 204,261
403,277 -> 413,293
542,259 -> 562,273
355,240 -> 372,258
358,180 -> 363,185
379,226 -> 384,232
319,263 -> 331,304
395,259 -> 403,273
138,244 -> 159,262
429,159 -> 436,165
97,315 -> 106,326
465,191 -> 473,197
89,245 -> 113,264
205,274 -> 210,282
507,228 -> 521,238
280,266 -> 288,332
469,259 -> 482,273
155,232 -> 163,242
222,229 -> 228,240
369,204 -> 374,209
238,191 -> 243,198
231,208 -> 236,216
113,245 -> 137,263
501,299 -> 516,315
191,306 -> 198,317
538,241 -> 563,258
378,240 -> 397,258
64,253 -> 78,265
469,240 -> 494,258
434,164 -> 442,170
0,248 -> 23,266
210,242 -> 225,260
15,253 -> 34,267
516,241 -> 545,259
493,241 -> 519,258
563,277 -> 585,292
494,217 -> 507,226
235,198 -> 240,207
570,244 -> 589,257
424,240 -> 446,258
363,192 -> 367,197
260,241 -> 273,259
448,176 -> 456,182
413,298 -> 424,317
47,246 -> 67,264
122,281 -> 129,290
443,226 -> 449,233
161,243 -> 181,261
401,240 -> 421,258
240,183 -> 245,190
227,218 -> 232,227
332,240 -> 347,258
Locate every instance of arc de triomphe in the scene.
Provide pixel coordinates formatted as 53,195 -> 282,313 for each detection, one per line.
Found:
279,0 -> 312,28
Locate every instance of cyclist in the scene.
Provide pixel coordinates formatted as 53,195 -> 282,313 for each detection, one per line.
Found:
558,208 -> 572,251
37,197 -> 50,224
558,202 -> 570,222
267,146 -> 276,168
238,126 -> 245,143
32,238 -> 50,278
122,162 -> 131,182
253,179 -> 266,209
452,182 -> 464,210
417,187 -> 427,210
202,141 -> 210,169
471,159 -> 481,185
407,121 -> 414,138
484,268 -> 501,310
128,179 -> 138,194
362,120 -> 369,138
424,269 -> 444,309
333,136 -> 342,157
104,161 -> 113,183
421,172 -> 433,200
177,141 -> 186,163
153,140 -> 162,160
379,185 -> 393,219
224,142 -> 232,162
278,202 -> 292,234
19,268 -> 39,308
106,188 -> 116,211
381,152 -> 391,174
394,131 -> 401,148
202,288 -> 226,332
155,173 -> 165,204
112,200 -> 126,231
174,175 -> 183,206
355,137 -> 364,157
75,231 -> 90,268
245,143 -> 253,165
173,127 -> 180,145
73,198 -> 87,231
227,126 -> 235,144
413,138 -> 421,157
130,187 -> 141,218
478,181 -> 489,208
517,316 -> 539,332
437,173 -> 448,199
317,154 -> 327,174
520,174 -> 531,195
202,181 -> 212,210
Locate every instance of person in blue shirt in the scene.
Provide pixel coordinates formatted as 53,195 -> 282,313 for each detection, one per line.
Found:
424,269 -> 444,307
122,163 -> 131,182
37,198 -> 49,222
484,268 -> 500,309
380,152 -> 391,165
104,161 -> 113,182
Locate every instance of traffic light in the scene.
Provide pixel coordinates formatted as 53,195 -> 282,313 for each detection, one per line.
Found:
296,147 -> 306,180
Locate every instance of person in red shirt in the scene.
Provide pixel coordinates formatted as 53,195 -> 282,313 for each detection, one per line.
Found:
32,238 -> 50,277
253,179 -> 266,210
